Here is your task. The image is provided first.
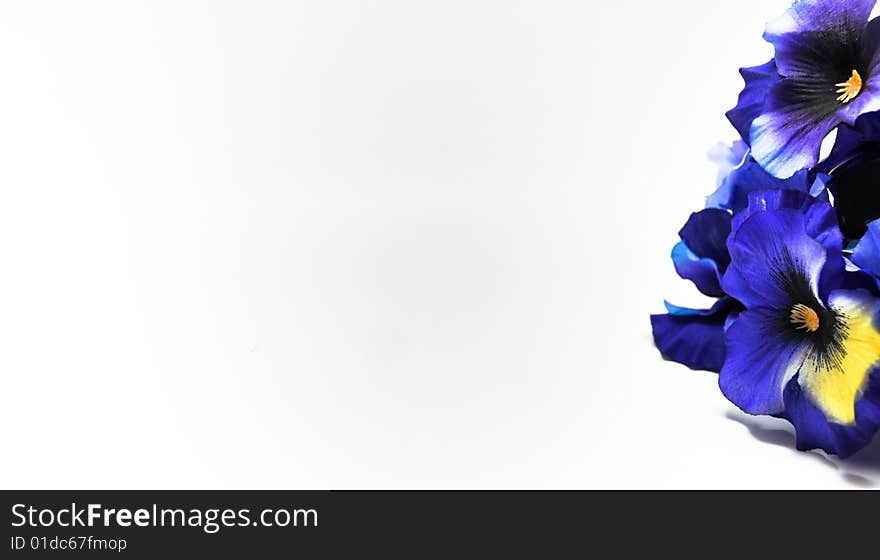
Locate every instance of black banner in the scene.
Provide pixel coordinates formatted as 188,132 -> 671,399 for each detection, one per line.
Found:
0,490 -> 870,557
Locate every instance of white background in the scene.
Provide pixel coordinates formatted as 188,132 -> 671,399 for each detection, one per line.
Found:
2,0 -> 879,489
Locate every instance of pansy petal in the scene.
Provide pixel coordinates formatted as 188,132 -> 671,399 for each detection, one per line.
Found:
749,85 -> 839,179
815,112 -> 880,175
837,261 -> 880,296
678,209 -> 732,271
726,61 -> 780,144
671,242 -> 723,298
861,16 -> 880,76
823,133 -> 880,239
723,209 -> 827,308
651,299 -> 737,373
708,141 -> 749,185
720,306 -> 806,415
795,289 -> 880,425
820,113 -> 880,240
784,371 -> 880,458
707,157 -> 812,212
764,0 -> 876,47
852,218 -> 880,279
663,300 -> 727,317
731,190 -> 842,253
837,18 -> 880,126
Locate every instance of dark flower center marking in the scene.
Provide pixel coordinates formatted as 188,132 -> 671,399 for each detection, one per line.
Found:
790,303 -> 820,332
767,247 -> 850,372
836,69 -> 863,104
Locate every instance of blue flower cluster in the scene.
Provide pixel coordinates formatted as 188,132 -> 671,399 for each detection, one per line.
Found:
652,0 -> 880,457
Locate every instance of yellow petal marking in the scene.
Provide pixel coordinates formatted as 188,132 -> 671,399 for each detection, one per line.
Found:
800,293 -> 880,425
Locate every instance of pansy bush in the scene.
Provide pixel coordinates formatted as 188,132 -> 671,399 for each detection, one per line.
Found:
652,0 -> 880,458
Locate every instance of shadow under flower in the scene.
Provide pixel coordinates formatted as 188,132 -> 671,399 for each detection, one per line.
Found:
724,410 -> 880,487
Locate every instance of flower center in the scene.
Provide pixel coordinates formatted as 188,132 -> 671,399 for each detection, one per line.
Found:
790,303 -> 820,332
836,69 -> 863,104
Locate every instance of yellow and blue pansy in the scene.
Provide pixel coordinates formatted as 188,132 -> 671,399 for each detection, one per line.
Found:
721,190 -> 880,457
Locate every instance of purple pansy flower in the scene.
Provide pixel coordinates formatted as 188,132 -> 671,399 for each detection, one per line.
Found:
728,0 -> 880,179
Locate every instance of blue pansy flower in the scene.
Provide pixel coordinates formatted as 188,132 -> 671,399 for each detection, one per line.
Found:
720,190 -> 880,457
727,0 -> 880,179
651,210 -> 743,372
